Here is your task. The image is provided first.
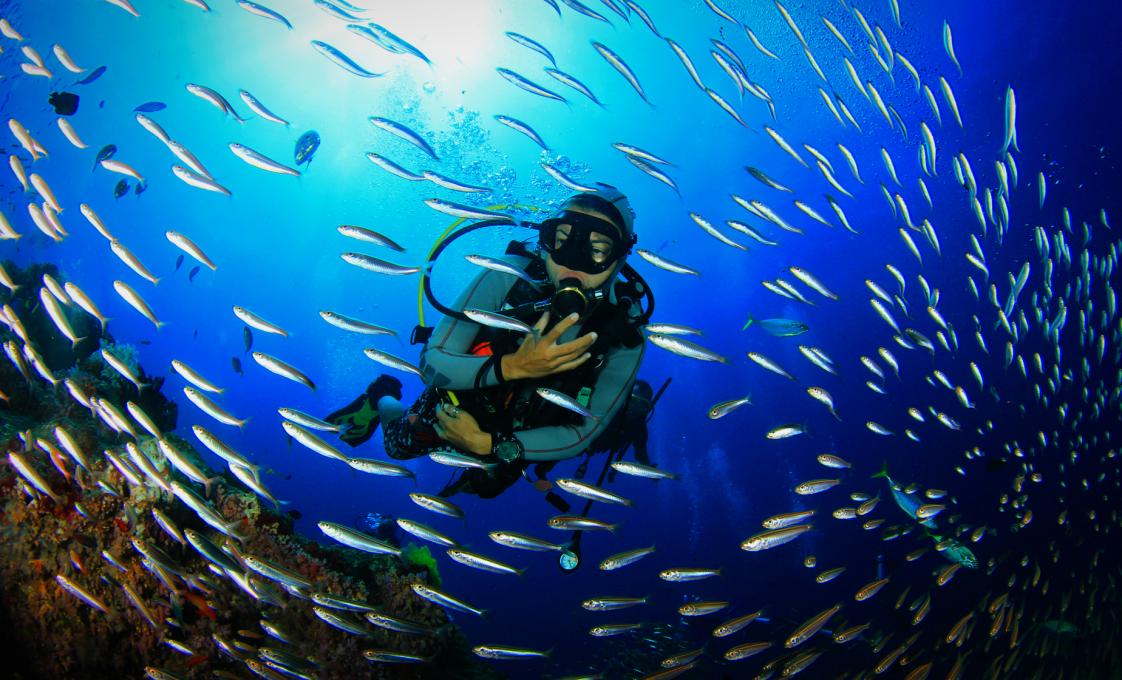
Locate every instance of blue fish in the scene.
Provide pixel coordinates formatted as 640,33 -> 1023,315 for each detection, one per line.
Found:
294,131 -> 320,166
113,180 -> 129,198
872,462 -> 937,529
93,144 -> 117,171
75,65 -> 106,85
133,101 -> 166,113
927,531 -> 979,569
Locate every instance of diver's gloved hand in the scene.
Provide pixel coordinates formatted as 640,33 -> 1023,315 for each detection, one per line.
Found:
503,312 -> 596,380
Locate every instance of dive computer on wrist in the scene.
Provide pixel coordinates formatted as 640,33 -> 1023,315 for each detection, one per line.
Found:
491,432 -> 524,463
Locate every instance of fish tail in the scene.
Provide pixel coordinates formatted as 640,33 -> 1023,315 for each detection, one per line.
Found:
871,460 -> 889,479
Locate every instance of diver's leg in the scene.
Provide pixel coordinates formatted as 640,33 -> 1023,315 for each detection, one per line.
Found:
376,396 -> 404,424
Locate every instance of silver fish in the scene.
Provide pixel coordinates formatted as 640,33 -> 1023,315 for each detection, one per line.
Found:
252,351 -> 315,390
229,143 -> 299,176
708,395 -> 752,419
536,387 -> 596,418
319,310 -> 396,336
236,0 -> 292,29
363,348 -> 423,378
369,116 -> 438,160
341,252 -> 421,275
647,333 -> 729,363
494,115 -> 548,150
556,478 -> 631,506
506,31 -> 556,65
423,199 -> 513,222
591,41 -> 650,104
318,521 -> 401,556
311,40 -> 382,77
496,67 -> 567,102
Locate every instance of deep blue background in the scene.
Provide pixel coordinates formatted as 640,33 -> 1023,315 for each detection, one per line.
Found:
1,0 -> 1120,677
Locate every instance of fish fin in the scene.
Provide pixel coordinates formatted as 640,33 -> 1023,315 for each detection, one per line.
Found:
202,476 -> 220,498
871,460 -> 889,479
71,336 -> 87,349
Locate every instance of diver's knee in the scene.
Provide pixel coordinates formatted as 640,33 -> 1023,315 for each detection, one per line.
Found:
377,395 -> 405,423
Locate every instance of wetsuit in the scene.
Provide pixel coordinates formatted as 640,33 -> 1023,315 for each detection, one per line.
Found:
383,252 -> 645,467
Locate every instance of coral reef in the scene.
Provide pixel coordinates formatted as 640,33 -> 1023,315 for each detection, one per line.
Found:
0,262 -> 502,679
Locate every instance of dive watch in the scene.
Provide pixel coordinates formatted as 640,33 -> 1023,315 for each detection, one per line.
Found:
491,432 -> 524,463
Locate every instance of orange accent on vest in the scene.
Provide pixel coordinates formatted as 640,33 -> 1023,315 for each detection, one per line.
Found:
469,340 -> 494,356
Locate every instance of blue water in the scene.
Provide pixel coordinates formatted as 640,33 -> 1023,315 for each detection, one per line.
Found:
2,0 -> 1120,677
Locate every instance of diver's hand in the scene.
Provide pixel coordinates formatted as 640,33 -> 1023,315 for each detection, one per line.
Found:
434,402 -> 492,455
502,312 -> 596,380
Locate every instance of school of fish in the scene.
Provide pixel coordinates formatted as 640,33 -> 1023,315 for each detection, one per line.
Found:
1,0 -> 1119,679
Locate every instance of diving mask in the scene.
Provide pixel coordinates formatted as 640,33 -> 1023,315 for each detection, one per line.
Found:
539,209 -> 634,275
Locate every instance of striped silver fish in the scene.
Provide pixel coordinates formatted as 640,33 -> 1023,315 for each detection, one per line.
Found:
411,583 -> 485,616
363,348 -> 423,378
283,421 -> 345,461
278,407 -> 339,432
647,333 -> 729,363
319,310 -> 395,335
536,387 -> 595,418
409,492 -> 464,518
556,478 -> 631,506
493,115 -> 548,150
447,548 -> 524,576
423,199 -> 513,222
397,518 -> 457,547
171,164 -> 230,196
251,351 -> 315,390
347,457 -> 415,478
591,41 -> 649,104
229,143 -> 299,176
367,156 -> 424,185
184,387 -> 246,427
341,252 -> 421,275
318,521 -> 402,556
495,67 -> 567,102
488,530 -> 564,552
369,116 -> 438,160
463,308 -> 533,334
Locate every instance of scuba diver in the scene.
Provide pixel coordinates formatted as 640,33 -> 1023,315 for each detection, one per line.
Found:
327,184 -> 653,501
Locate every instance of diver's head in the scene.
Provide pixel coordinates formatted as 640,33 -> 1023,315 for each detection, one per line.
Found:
539,184 -> 636,293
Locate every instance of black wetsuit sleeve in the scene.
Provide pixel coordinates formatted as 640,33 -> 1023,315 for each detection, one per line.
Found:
516,341 -> 645,462
420,267 -> 518,391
